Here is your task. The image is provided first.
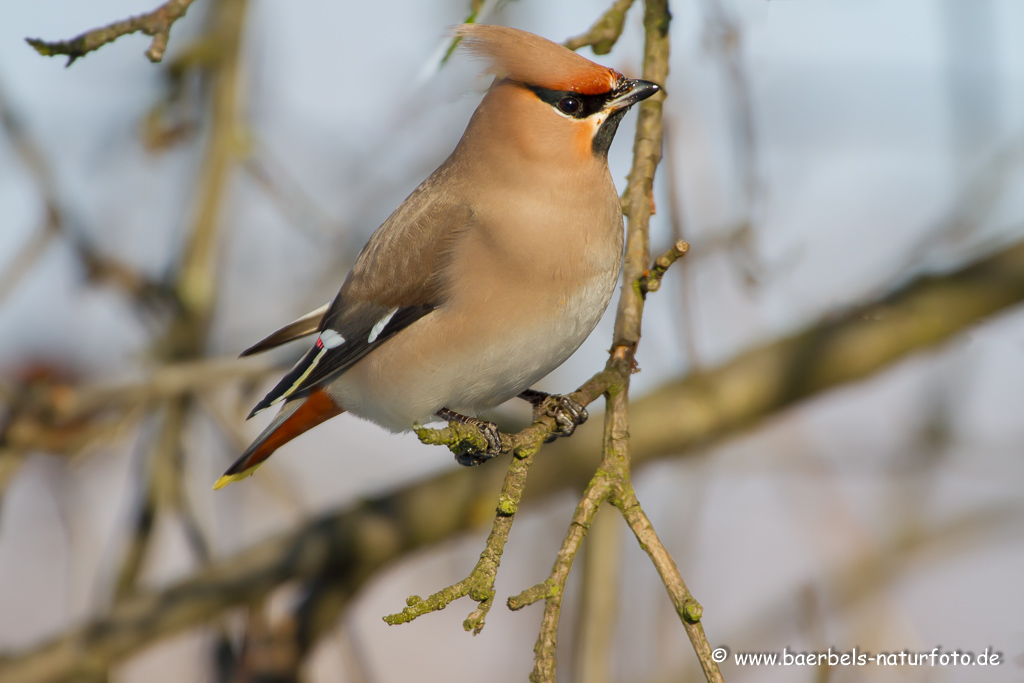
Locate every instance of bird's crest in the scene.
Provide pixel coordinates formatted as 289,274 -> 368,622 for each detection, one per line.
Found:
456,24 -> 621,96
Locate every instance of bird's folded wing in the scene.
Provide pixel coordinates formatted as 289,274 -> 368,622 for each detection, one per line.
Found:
239,303 -> 330,357
247,303 -> 434,418
247,190 -> 472,418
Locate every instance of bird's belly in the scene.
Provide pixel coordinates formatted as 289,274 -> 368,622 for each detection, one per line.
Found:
325,272 -> 616,432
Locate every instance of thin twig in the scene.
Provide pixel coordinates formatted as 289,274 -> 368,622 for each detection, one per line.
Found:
564,0 -> 637,55
113,452 -> 159,599
663,122 -> 703,368
613,484 -> 719,679
384,447 -> 534,633
699,0 -> 761,276
242,137 -> 337,243
639,240 -> 690,295
507,475 -> 612,682
0,221 -> 58,306
115,396 -> 209,598
171,0 -> 246,330
583,0 -> 721,677
0,80 -> 170,307
26,0 -> 199,66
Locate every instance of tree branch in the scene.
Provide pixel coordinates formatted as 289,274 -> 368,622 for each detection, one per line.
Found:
0,81 -> 170,308
507,474 -> 612,681
537,0 -> 724,678
564,0 -> 636,54
382,440 -> 536,634
435,2 -> 717,679
25,0 -> 199,66
395,9 -> 688,679
411,370 -> 617,459
555,233 -> 1024,467
4,232 -> 1024,682
0,358 -> 274,460
612,483 -> 718,676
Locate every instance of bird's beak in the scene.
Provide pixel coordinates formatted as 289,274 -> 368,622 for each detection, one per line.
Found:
606,79 -> 661,112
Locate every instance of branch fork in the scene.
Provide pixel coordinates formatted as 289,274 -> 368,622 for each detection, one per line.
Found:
388,375 -> 615,633
640,240 -> 690,295
389,217 -> 709,682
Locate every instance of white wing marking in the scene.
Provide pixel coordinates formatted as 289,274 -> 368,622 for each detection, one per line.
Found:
320,329 -> 345,349
367,308 -> 399,343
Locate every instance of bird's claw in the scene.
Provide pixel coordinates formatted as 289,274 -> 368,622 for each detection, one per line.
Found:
453,420 -> 502,466
537,394 -> 588,437
433,408 -> 503,466
435,407 -> 503,465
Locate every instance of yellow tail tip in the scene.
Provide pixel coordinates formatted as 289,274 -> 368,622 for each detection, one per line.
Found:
213,463 -> 263,490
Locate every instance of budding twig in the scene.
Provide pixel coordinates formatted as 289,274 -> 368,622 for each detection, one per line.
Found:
639,240 -> 690,295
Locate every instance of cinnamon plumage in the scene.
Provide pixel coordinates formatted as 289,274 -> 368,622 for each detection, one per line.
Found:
216,24 -> 659,488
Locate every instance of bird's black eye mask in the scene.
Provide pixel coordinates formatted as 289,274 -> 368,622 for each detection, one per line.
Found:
505,79 -> 633,157
521,83 -> 615,119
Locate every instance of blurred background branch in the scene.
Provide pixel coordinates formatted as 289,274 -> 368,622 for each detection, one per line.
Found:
25,0 -> 198,65
0,83 -> 171,308
564,0 -> 635,54
4,224 -> 1024,681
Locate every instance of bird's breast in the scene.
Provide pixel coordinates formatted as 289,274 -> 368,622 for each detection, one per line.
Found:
463,165 -> 622,281
326,163 -> 624,431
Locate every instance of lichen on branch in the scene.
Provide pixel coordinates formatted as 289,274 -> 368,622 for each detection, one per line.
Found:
385,373 -> 617,631
412,372 -> 616,460
383,445 -> 532,634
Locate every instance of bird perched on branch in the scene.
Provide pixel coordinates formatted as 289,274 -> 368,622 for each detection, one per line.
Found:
215,24 -> 660,489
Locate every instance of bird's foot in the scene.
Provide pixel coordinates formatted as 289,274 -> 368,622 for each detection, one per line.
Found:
518,389 -> 588,439
435,408 -> 503,466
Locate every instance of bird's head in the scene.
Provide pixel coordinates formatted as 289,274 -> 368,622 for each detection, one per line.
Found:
455,24 -> 661,163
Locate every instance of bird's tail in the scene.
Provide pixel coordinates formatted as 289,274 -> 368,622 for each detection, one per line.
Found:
214,389 -> 344,489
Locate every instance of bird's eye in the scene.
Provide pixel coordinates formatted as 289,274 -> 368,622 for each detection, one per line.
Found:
557,96 -> 581,115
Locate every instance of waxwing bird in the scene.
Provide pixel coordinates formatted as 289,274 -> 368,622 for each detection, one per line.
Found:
215,24 -> 660,489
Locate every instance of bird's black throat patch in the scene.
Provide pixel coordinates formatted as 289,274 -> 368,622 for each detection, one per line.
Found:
591,108 -> 627,158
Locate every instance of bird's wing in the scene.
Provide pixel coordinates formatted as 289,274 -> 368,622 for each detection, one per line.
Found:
239,303 -> 330,357
248,187 -> 471,418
